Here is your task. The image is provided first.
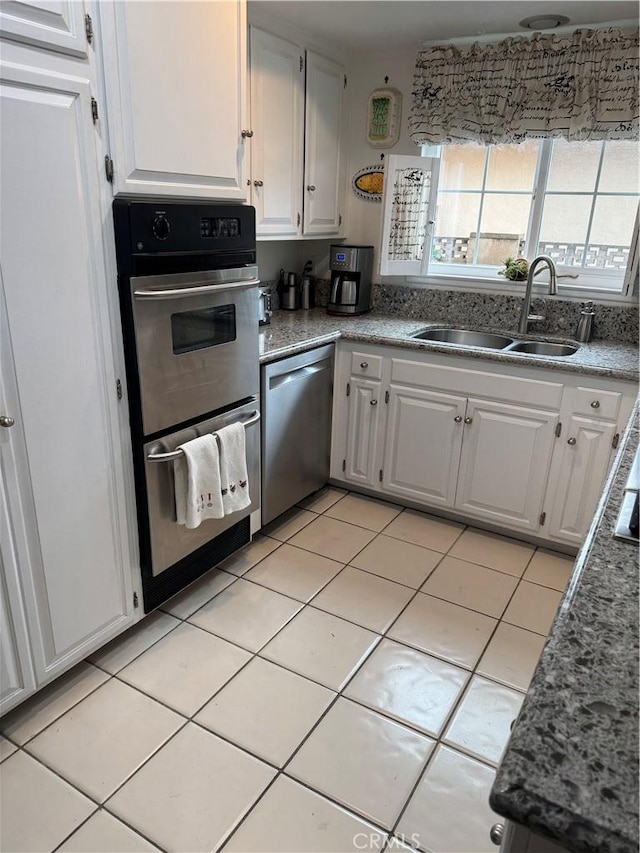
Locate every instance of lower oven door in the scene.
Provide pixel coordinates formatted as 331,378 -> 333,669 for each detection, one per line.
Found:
131,267 -> 259,435
140,399 -> 260,606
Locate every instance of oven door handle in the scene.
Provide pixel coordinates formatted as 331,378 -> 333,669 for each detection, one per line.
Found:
147,410 -> 261,462
134,278 -> 261,300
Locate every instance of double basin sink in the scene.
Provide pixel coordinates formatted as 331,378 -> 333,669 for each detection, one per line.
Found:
412,327 -> 579,357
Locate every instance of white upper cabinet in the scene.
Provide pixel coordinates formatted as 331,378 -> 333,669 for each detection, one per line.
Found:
303,49 -> 345,235
100,0 -> 248,200
0,0 -> 89,57
249,28 -> 303,236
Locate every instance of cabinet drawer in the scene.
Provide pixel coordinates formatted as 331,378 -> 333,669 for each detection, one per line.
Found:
570,386 -> 622,421
350,351 -> 383,379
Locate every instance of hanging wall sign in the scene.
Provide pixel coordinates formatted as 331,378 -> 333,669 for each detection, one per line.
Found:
352,165 -> 384,201
367,87 -> 402,148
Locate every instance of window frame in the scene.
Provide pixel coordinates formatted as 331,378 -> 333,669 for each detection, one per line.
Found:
400,140 -> 639,301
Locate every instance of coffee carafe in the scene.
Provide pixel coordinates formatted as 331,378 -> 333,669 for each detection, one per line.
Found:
327,245 -> 374,316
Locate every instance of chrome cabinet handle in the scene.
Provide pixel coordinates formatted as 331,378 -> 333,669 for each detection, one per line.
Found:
0,415 -> 15,428
464,416 -> 473,425
360,361 -> 369,368
454,415 -> 463,423
370,399 -> 378,406
490,823 -> 504,845
307,185 -> 316,191
253,180 -> 264,187
241,129 -> 254,138
568,437 -> 577,445
591,400 -> 600,409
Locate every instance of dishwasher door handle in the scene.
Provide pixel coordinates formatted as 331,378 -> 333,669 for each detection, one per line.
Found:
268,358 -> 331,391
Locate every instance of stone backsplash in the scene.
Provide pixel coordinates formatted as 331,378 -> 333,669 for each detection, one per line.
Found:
264,279 -> 639,344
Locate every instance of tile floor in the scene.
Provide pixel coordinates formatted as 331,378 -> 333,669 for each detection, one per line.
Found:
0,489 -> 575,853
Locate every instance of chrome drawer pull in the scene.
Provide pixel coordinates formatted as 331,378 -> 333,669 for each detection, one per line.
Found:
591,400 -> 600,409
360,361 -> 369,368
568,437 -> 577,445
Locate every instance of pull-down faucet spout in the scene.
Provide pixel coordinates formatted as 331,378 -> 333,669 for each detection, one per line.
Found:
518,256 -> 557,334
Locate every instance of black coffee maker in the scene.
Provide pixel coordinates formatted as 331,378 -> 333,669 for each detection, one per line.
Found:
327,245 -> 374,315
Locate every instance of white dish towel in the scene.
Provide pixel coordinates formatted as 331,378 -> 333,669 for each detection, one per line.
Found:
217,422 -> 251,515
174,434 -> 224,529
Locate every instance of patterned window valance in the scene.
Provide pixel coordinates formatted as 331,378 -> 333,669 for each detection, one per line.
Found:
409,27 -> 639,145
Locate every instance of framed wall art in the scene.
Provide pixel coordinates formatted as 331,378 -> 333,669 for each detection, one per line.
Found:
367,87 -> 402,148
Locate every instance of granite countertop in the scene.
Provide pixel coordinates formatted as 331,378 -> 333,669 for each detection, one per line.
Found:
258,309 -> 639,381
491,402 -> 639,853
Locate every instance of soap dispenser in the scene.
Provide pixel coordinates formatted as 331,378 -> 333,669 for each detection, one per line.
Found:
575,301 -> 595,342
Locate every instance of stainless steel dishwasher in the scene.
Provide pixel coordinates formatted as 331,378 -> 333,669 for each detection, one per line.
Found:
261,343 -> 334,525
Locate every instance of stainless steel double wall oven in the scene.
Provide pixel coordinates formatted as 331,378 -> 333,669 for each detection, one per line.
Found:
113,200 -> 260,611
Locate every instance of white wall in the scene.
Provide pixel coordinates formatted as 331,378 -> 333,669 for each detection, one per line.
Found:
343,48 -> 419,282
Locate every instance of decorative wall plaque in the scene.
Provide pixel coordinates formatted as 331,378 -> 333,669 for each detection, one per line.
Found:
352,165 -> 384,201
367,87 -> 402,148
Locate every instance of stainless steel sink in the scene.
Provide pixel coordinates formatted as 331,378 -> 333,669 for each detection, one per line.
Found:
412,328 -> 515,349
507,341 -> 579,356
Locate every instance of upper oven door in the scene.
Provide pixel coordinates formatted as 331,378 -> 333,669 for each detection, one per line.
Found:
131,266 -> 259,436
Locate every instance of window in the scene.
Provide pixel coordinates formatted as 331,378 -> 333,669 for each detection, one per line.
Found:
382,140 -> 640,295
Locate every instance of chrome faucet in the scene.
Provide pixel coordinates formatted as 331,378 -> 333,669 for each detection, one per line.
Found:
518,255 -> 557,334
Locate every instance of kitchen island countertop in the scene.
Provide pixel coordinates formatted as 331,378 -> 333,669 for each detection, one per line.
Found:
490,402 -> 639,853
258,309 -> 639,382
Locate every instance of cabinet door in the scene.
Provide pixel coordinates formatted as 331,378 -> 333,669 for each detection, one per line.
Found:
0,0 -> 88,57
100,0 -> 247,200
0,59 -> 131,682
250,28 -> 303,237
343,378 -> 383,488
383,385 -> 465,507
303,49 -> 344,235
455,399 -> 558,531
548,416 -> 617,545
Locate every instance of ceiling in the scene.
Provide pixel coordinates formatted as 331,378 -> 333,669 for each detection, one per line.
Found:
249,1 -> 638,51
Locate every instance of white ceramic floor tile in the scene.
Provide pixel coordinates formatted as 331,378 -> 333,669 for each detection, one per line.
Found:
59,810 -> 160,852
351,534 -> 442,588
325,493 -> 402,532
160,569 -> 236,619
118,622 -> 251,716
107,723 -> 275,853
311,566 -> 414,633
388,593 -> 497,669
89,612 -> 180,674
260,607 -> 379,690
244,543 -> 343,602
524,549 -> 575,591
287,698 -> 434,830
0,751 -> 95,853
421,556 -> 518,618
288,515 -> 376,563
448,528 -> 535,577
26,678 -> 183,803
344,639 -> 469,738
0,735 -> 17,762
196,657 -> 334,766
297,486 -> 347,513
383,509 -> 464,553
220,534 -> 281,576
188,578 -> 302,652
477,623 -> 546,692
1,662 -> 109,745
397,745 -> 498,853
503,581 -> 562,635
262,508 -> 317,541
222,775 -> 384,852
443,676 -> 524,766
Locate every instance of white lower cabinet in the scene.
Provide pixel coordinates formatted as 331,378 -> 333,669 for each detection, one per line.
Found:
456,399 -> 557,532
383,386 -> 465,507
331,343 -> 634,545
0,42 -> 134,713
